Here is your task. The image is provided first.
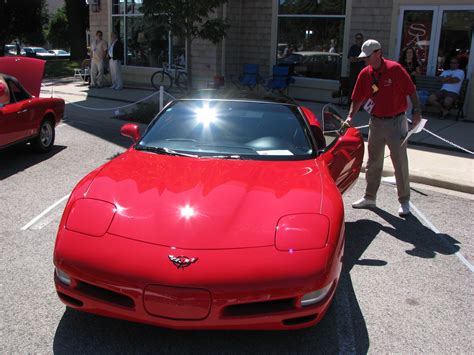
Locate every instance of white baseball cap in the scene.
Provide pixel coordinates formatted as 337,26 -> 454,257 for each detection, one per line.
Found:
358,39 -> 381,58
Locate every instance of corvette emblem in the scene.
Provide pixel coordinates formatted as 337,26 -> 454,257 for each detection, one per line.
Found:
168,255 -> 198,269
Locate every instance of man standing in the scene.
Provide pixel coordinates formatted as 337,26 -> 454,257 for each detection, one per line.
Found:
90,30 -> 108,88
428,58 -> 465,118
108,32 -> 124,90
347,33 -> 365,98
346,39 -> 422,217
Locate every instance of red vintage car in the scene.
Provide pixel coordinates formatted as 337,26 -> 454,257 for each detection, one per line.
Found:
0,57 -> 64,152
53,93 -> 363,330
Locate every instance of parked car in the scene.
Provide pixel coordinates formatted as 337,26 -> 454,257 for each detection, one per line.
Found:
53,91 -> 364,330
279,51 -> 342,80
4,44 -> 18,56
21,47 -> 56,59
0,57 -> 65,152
49,49 -> 71,58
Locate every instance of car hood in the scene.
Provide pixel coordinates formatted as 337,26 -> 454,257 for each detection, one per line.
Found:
0,57 -> 45,97
85,149 -> 324,249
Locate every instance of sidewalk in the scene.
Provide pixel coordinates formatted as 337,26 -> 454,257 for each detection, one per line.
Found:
41,78 -> 474,194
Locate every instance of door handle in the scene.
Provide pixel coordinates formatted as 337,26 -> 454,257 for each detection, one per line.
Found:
17,109 -> 28,114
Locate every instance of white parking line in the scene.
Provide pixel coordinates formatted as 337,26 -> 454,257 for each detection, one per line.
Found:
410,201 -> 474,272
21,194 -> 70,231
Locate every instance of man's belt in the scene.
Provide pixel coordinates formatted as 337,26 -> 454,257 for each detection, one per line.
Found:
372,112 -> 405,119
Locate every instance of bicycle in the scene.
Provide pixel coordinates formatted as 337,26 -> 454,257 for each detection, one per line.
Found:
151,62 -> 188,92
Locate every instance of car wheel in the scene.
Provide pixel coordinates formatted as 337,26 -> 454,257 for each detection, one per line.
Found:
33,119 -> 55,153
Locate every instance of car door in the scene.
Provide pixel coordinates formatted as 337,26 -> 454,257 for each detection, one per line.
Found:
0,79 -> 36,147
319,106 -> 364,194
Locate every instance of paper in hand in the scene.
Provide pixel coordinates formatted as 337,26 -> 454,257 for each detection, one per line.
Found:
401,118 -> 427,146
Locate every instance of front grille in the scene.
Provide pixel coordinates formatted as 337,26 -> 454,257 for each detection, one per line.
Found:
283,314 -> 317,326
57,291 -> 83,307
76,281 -> 135,309
222,298 -> 296,317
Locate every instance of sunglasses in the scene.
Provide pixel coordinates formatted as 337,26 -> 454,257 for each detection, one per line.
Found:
450,61 -> 458,64
356,37 -> 363,40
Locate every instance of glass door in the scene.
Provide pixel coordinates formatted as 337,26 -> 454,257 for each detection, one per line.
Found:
397,6 -> 474,77
398,9 -> 435,75
434,10 -> 474,76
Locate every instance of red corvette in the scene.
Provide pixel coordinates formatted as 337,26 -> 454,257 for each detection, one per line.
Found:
0,57 -> 64,152
53,93 -> 364,330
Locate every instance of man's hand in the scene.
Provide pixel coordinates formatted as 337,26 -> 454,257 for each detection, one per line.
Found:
342,116 -> 352,129
411,112 -> 422,127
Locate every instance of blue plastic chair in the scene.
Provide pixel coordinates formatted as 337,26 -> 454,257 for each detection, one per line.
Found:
238,64 -> 261,89
265,65 -> 293,93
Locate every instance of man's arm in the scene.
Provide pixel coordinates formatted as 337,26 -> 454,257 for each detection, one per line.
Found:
409,91 -> 422,126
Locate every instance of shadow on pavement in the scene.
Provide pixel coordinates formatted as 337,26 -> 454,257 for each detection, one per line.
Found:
347,208 -> 460,260
0,144 -> 66,180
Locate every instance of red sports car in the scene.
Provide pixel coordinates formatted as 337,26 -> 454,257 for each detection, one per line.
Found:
0,57 -> 64,152
53,93 -> 364,330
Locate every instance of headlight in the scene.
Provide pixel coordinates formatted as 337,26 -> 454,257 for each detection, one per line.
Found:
55,268 -> 71,286
275,214 -> 329,251
301,282 -> 332,306
65,199 -> 116,237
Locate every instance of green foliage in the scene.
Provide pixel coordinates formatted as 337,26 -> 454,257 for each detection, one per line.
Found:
1,0 -> 49,45
44,60 -> 82,78
141,0 -> 230,44
46,6 -> 70,49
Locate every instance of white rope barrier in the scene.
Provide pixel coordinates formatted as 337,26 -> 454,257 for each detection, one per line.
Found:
63,90 -> 161,111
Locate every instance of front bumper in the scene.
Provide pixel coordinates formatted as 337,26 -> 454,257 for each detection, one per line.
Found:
54,230 -> 344,330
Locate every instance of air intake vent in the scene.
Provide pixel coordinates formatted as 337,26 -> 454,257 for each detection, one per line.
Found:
222,298 -> 295,317
76,281 -> 135,308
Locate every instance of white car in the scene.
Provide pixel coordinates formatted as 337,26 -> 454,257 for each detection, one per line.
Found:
21,47 -> 56,59
49,49 -> 71,58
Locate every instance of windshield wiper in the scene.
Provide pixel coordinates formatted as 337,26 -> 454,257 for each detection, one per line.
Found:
135,145 -> 198,158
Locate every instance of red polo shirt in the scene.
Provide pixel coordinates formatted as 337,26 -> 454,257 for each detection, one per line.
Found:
352,58 -> 415,117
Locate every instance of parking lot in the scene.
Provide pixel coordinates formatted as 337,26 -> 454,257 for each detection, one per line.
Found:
1,96 -> 473,354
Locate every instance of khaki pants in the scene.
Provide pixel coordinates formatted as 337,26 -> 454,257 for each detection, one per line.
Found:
109,59 -> 123,89
364,115 -> 410,203
90,59 -> 104,87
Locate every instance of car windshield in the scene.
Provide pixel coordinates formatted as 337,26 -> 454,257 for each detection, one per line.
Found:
34,48 -> 48,53
137,100 -> 315,160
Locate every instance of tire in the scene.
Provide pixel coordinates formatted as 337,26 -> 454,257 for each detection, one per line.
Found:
151,71 -> 173,91
176,72 -> 188,91
33,119 -> 55,153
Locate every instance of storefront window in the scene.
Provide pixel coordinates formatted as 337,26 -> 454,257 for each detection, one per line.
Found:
277,0 -> 346,80
436,10 -> 473,75
279,0 -> 345,15
399,10 -> 434,75
112,0 -> 184,68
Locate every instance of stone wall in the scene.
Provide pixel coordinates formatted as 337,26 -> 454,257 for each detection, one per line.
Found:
348,0 -> 393,57
225,0 -> 273,79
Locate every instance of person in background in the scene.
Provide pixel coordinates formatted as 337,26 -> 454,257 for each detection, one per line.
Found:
399,47 -> 422,118
399,47 -> 421,83
428,58 -> 465,119
346,39 -> 422,217
347,33 -> 365,99
90,30 -> 108,88
108,32 -> 124,90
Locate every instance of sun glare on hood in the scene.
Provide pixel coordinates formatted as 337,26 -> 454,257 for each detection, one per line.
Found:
180,204 -> 196,219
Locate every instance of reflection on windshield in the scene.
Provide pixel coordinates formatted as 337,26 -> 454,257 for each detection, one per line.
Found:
137,100 -> 314,160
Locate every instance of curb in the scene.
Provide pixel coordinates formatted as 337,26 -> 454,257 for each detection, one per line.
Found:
361,165 -> 474,195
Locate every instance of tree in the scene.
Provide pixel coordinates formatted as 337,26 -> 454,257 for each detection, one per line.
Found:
46,6 -> 70,49
64,0 -> 89,60
0,0 -> 48,51
141,0 -> 230,87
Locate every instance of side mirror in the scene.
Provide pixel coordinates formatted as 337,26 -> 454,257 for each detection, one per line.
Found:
121,123 -> 140,143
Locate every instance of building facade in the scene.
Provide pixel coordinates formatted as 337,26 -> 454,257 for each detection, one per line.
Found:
89,0 -> 474,120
